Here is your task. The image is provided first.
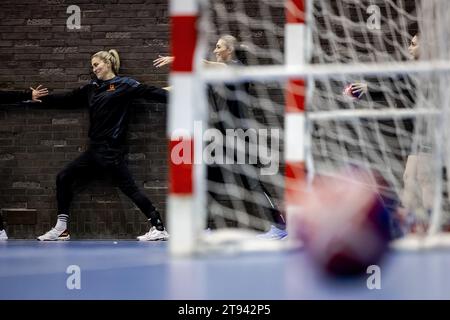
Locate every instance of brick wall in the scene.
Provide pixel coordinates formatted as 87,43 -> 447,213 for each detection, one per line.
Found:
0,0 -> 170,239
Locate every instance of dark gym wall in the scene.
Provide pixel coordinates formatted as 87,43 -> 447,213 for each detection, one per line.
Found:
0,0 -> 170,239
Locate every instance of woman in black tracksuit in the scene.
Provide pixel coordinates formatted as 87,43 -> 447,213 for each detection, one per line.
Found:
207,36 -> 286,238
348,34 -> 432,235
154,35 -> 286,238
0,86 -> 48,240
37,50 -> 169,241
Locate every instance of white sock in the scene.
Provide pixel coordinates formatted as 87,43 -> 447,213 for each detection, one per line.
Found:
55,214 -> 69,231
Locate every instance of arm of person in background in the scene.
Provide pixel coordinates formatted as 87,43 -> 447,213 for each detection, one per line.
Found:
0,85 -> 48,104
349,77 -> 415,104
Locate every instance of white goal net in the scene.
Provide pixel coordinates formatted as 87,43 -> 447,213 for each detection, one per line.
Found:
168,0 -> 450,254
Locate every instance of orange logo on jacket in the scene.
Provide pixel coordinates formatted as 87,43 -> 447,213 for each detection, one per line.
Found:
107,84 -> 116,92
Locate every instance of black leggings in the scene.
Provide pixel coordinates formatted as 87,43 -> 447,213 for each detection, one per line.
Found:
56,144 -> 157,221
208,164 -> 285,229
238,167 -> 285,228
0,213 -> 4,231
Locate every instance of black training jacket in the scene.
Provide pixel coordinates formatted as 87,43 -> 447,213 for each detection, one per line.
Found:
41,76 -> 167,146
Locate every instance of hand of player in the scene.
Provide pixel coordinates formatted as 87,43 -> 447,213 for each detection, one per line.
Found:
30,84 -> 49,102
350,82 -> 368,98
153,55 -> 174,68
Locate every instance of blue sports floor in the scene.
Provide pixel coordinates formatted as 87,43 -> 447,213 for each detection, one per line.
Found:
1,240 -> 450,300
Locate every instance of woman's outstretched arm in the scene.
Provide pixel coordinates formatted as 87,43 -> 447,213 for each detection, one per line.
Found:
130,81 -> 168,104
40,85 -> 89,109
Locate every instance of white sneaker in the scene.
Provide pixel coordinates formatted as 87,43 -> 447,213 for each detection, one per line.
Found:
37,228 -> 70,241
256,225 -> 288,240
0,230 -> 8,241
137,227 -> 169,241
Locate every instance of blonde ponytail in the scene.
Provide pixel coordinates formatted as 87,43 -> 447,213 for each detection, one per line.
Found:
108,49 -> 120,74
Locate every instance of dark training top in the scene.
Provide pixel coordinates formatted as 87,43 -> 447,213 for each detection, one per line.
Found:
0,90 -> 32,104
41,76 -> 167,146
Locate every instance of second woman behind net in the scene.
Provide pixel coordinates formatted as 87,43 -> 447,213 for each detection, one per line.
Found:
154,35 -> 287,239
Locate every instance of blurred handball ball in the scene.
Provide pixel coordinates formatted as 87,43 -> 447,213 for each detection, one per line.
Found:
343,84 -> 360,99
293,169 -> 392,276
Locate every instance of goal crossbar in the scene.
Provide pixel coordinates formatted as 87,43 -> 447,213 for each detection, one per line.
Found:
199,60 -> 450,83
